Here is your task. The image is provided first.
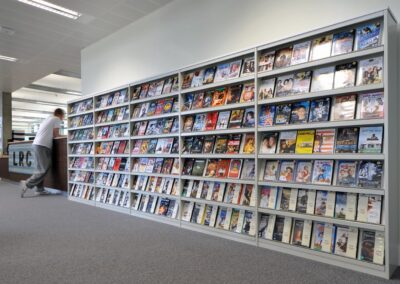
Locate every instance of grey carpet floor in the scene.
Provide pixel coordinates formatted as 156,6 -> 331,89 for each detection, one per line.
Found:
0,179 -> 399,284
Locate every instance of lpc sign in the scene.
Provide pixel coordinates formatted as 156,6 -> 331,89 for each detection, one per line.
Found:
8,143 -> 36,174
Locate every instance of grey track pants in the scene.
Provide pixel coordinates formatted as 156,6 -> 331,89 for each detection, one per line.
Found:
26,145 -> 52,190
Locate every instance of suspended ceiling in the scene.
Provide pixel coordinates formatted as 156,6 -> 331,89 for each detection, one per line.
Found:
0,0 -> 173,92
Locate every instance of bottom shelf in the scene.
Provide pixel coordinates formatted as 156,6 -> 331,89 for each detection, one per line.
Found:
181,221 -> 256,246
130,210 -> 180,227
68,197 -> 388,278
68,196 -> 95,206
96,202 -> 130,214
258,239 -> 386,277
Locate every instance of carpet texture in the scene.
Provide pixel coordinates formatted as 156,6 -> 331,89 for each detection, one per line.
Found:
0,179 -> 399,284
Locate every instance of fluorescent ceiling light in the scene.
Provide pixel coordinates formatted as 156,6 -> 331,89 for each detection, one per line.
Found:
0,54 -> 18,62
17,0 -> 82,20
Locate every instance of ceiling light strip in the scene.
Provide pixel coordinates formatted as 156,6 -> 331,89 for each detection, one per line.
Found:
17,0 -> 82,19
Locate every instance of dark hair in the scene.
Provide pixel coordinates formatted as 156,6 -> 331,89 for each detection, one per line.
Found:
54,108 -> 65,116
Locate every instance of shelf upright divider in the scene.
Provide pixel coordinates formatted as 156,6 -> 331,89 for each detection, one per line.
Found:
253,47 -> 260,246
178,71 -> 183,227
128,85 -> 133,215
92,96 -> 97,207
383,9 -> 399,278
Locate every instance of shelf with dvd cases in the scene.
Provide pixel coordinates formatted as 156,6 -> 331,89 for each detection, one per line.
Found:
129,73 -> 182,223
130,207 -> 181,227
131,174 -> 180,220
259,83 -> 384,105
258,180 -> 385,196
257,45 -> 384,80
254,12 -> 395,278
93,87 -> 132,211
257,207 -> 384,232
67,96 -> 95,202
178,49 -> 258,240
181,195 -> 255,212
258,154 -> 384,160
180,200 -> 257,242
257,229 -> 385,272
257,188 -> 384,230
179,48 -> 255,94
66,10 -> 397,278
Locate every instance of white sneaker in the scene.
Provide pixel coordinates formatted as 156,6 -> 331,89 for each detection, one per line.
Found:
36,190 -> 51,196
20,181 -> 32,198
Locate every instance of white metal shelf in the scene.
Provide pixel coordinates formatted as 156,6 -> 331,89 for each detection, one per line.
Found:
180,222 -> 256,246
68,140 -> 94,144
182,154 -> 255,159
68,125 -> 94,131
258,83 -> 384,105
95,119 -> 130,127
131,172 -> 179,178
94,169 -> 130,175
257,207 -> 384,231
257,239 -> 385,275
68,196 -> 95,206
94,101 -> 130,112
131,91 -> 179,105
131,112 -> 178,123
180,48 -> 254,73
180,75 -> 255,94
181,175 -> 255,185
181,196 -> 255,211
94,185 -> 130,191
68,168 -> 94,172
130,210 -> 180,226
68,109 -> 94,118
131,189 -> 179,199
257,180 -> 385,195
68,181 -> 94,187
257,46 -> 384,79
131,133 -> 179,140
68,154 -> 94,158
258,153 -> 384,160
181,101 -> 254,116
181,128 -> 255,137
96,202 -> 130,214
259,119 -> 384,132
132,153 -> 179,158
95,154 -> 129,158
94,137 -> 130,142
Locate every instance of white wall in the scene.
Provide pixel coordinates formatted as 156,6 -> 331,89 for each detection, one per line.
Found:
81,0 -> 400,94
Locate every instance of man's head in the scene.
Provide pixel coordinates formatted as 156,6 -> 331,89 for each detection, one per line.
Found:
54,108 -> 65,120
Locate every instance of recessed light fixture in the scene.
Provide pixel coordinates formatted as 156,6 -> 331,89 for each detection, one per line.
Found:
17,0 -> 82,20
0,55 -> 18,62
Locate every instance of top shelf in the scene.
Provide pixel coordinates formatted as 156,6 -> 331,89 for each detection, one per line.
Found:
257,46 -> 384,79
180,75 -> 254,94
131,91 -> 179,105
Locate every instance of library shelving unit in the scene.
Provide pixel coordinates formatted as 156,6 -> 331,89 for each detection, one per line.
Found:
67,95 -> 95,205
129,72 -> 181,225
93,86 -> 131,214
67,10 -> 398,279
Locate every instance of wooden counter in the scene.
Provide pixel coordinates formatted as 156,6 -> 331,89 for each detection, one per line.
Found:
0,137 -> 68,191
